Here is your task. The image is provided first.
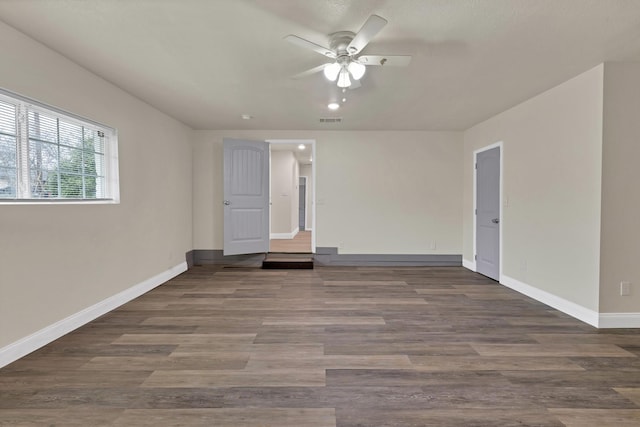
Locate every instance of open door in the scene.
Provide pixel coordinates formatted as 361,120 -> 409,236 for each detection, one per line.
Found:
223,138 -> 270,256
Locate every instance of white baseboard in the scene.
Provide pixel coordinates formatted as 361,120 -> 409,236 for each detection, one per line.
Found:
270,228 -> 299,240
500,274 -> 599,328
462,259 -> 476,271
598,313 -> 640,328
0,262 -> 188,368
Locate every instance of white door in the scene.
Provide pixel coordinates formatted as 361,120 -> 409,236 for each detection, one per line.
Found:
476,146 -> 500,280
223,138 -> 270,256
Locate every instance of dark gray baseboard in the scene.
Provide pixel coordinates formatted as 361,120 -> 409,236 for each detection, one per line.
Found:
314,247 -> 461,267
185,250 -> 194,269
192,248 -> 461,267
193,250 -> 265,265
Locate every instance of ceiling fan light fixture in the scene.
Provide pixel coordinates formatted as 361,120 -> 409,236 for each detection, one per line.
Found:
337,68 -> 351,88
347,61 -> 366,80
323,62 -> 341,81
286,14 -> 412,91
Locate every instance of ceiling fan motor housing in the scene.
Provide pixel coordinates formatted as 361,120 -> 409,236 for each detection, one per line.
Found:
329,31 -> 357,57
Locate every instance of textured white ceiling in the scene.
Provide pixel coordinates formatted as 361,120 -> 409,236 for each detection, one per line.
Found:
1,0 -> 640,131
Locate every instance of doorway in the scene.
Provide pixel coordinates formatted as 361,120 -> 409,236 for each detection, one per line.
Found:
268,139 -> 315,254
474,143 -> 502,281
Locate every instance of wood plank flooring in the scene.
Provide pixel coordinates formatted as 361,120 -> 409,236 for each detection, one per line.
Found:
2,266 -> 640,426
269,230 -> 311,253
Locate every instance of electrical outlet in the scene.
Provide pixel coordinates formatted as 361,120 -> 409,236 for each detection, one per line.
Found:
620,281 -> 632,296
430,240 -> 437,250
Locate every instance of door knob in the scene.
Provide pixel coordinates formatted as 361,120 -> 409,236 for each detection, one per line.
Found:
224,200 -> 231,206
491,218 -> 499,224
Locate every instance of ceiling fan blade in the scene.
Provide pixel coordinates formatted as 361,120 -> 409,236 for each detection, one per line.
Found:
349,79 -> 362,90
358,55 -> 412,67
284,35 -> 336,58
347,14 -> 388,55
291,64 -> 328,80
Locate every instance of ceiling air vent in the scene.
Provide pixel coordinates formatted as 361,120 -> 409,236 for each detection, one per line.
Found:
319,117 -> 342,124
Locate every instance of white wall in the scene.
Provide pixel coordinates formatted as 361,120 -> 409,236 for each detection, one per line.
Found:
270,150 -> 298,236
300,164 -> 313,230
600,62 -> 640,313
463,65 -> 604,312
292,155 -> 300,235
193,130 -> 463,254
0,22 -> 193,350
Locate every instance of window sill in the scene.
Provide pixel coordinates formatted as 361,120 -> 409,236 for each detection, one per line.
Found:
0,198 -> 119,205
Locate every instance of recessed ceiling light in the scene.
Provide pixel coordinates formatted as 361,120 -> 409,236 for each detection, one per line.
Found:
241,114 -> 253,120
298,144 -> 306,150
328,102 -> 340,110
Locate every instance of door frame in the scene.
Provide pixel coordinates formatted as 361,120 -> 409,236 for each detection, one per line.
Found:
267,139 -> 316,253
473,141 -> 503,281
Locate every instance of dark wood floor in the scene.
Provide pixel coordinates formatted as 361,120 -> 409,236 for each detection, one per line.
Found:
2,266 -> 640,426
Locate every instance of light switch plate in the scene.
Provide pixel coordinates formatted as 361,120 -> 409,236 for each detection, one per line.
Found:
621,281 -> 632,296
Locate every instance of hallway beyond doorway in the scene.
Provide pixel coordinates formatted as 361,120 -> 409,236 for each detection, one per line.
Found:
270,231 -> 311,253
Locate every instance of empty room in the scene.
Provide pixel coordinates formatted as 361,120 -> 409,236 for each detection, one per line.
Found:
2,1 -> 640,426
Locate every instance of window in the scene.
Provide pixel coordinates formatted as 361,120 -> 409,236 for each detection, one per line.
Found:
0,89 -> 118,203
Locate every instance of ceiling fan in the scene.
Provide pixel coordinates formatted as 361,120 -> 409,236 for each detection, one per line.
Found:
285,14 -> 412,89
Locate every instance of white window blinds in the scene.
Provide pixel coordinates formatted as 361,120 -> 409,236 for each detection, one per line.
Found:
0,100 -> 17,198
0,89 -> 118,202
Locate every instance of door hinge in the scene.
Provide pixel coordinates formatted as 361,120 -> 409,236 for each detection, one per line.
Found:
475,163 -> 477,169
474,254 -> 477,260
475,209 -> 477,215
